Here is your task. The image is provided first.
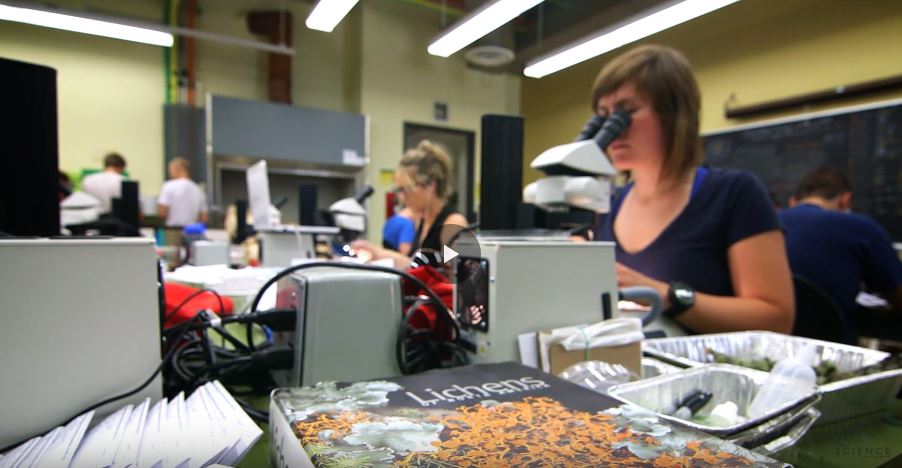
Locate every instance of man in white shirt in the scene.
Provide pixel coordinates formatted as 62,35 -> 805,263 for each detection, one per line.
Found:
158,158 -> 208,227
81,153 -> 126,214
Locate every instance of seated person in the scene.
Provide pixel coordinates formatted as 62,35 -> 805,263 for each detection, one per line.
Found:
383,206 -> 415,255
779,167 -> 902,323
593,45 -> 794,334
354,140 -> 467,269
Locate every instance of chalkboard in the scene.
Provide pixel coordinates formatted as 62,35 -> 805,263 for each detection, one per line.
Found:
703,99 -> 902,241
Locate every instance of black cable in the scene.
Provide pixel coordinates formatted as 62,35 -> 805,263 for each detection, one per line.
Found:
171,343 -> 291,392
0,310 -> 208,454
245,261 -> 459,352
209,323 -> 251,353
396,294 -> 475,375
396,296 -> 433,375
200,319 -> 216,368
164,288 -> 227,322
445,223 -> 480,247
235,397 -> 269,423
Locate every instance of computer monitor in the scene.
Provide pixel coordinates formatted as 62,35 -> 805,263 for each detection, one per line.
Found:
244,160 -> 338,267
245,160 -> 273,231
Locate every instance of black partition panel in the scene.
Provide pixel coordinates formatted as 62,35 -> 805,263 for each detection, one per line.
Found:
480,115 -> 524,231
164,104 -> 206,184
117,180 -> 140,228
0,57 -> 59,237
298,184 -> 319,225
703,100 -> 902,240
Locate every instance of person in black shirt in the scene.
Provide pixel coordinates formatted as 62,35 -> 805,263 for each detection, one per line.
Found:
354,140 -> 467,269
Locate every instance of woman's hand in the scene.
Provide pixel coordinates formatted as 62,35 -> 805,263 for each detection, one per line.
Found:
616,262 -> 670,309
613,232 -> 795,334
350,240 -> 384,263
351,239 -> 410,270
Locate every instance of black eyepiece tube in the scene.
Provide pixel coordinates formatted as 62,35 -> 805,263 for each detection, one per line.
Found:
593,108 -> 632,151
574,114 -> 606,142
354,185 -> 375,204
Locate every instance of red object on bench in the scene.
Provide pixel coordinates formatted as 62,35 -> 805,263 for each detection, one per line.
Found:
163,282 -> 234,328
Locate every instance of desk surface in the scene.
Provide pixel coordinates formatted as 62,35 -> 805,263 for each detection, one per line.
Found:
778,398 -> 902,467
236,397 -> 902,467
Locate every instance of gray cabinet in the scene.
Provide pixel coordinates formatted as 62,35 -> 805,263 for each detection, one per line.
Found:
208,95 -> 366,167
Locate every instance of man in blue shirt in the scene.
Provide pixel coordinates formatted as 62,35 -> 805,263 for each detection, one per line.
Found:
779,167 -> 902,326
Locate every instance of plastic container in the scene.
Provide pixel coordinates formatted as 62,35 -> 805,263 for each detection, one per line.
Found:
747,344 -> 817,419
181,223 -> 207,263
558,361 -> 637,394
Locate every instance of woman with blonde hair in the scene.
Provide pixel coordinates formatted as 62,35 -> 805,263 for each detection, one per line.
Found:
594,45 -> 794,334
354,140 -> 467,269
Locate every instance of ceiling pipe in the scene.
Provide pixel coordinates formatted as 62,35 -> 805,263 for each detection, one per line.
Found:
1,0 -> 294,55
247,10 -> 294,104
725,75 -> 902,119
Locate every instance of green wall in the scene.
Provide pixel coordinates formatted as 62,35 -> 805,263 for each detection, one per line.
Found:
0,0 -> 358,193
359,0 -> 521,231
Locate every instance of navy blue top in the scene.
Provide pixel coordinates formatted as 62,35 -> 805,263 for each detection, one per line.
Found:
382,214 -> 415,251
779,203 -> 902,316
597,168 -> 780,297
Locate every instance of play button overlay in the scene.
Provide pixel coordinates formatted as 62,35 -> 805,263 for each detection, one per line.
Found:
435,223 -> 482,285
443,244 -> 459,263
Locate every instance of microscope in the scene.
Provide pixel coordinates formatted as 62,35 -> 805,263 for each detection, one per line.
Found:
521,109 -> 631,233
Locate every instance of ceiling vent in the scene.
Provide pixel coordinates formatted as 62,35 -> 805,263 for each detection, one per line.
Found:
465,44 -> 515,68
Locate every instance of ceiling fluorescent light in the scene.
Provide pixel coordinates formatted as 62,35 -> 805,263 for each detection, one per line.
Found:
428,0 -> 544,58
0,3 -> 173,47
306,0 -> 359,32
524,0 -> 740,78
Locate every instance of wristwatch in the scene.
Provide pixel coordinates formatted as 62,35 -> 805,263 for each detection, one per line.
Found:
665,281 -> 695,319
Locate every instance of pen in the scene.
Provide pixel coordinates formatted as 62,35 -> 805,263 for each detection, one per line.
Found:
670,390 -> 713,419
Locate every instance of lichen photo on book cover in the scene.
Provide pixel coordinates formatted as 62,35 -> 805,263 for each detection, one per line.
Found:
271,362 -> 782,467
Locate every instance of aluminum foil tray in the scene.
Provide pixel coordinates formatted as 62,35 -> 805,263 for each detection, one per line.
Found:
608,365 -> 819,439
641,357 -> 681,379
643,331 -> 902,424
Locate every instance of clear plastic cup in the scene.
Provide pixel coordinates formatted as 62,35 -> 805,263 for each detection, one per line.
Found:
558,361 -> 638,394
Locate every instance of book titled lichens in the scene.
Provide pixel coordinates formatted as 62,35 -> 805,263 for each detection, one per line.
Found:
269,362 -> 782,467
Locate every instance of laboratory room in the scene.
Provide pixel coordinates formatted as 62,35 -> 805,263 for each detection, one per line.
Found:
4,0 -> 902,465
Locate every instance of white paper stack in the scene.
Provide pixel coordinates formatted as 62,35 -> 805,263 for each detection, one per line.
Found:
0,381 -> 263,468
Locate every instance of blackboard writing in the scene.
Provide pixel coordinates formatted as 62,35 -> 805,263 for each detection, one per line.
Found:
703,100 -> 902,240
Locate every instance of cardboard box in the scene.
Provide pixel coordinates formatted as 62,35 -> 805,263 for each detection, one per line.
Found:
546,339 -> 642,377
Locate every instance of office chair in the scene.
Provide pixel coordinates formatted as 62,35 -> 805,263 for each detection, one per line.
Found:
791,274 -> 853,344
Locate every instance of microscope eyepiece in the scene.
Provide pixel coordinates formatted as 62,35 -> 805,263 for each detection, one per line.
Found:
593,108 -> 632,151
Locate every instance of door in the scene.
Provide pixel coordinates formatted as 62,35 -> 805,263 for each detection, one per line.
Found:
403,123 -> 476,222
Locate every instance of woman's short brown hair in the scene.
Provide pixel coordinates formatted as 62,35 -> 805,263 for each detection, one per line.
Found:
590,45 -> 701,184
397,140 -> 454,201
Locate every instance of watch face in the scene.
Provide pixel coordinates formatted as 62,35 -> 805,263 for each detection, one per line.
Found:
674,287 -> 694,304
671,282 -> 695,308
